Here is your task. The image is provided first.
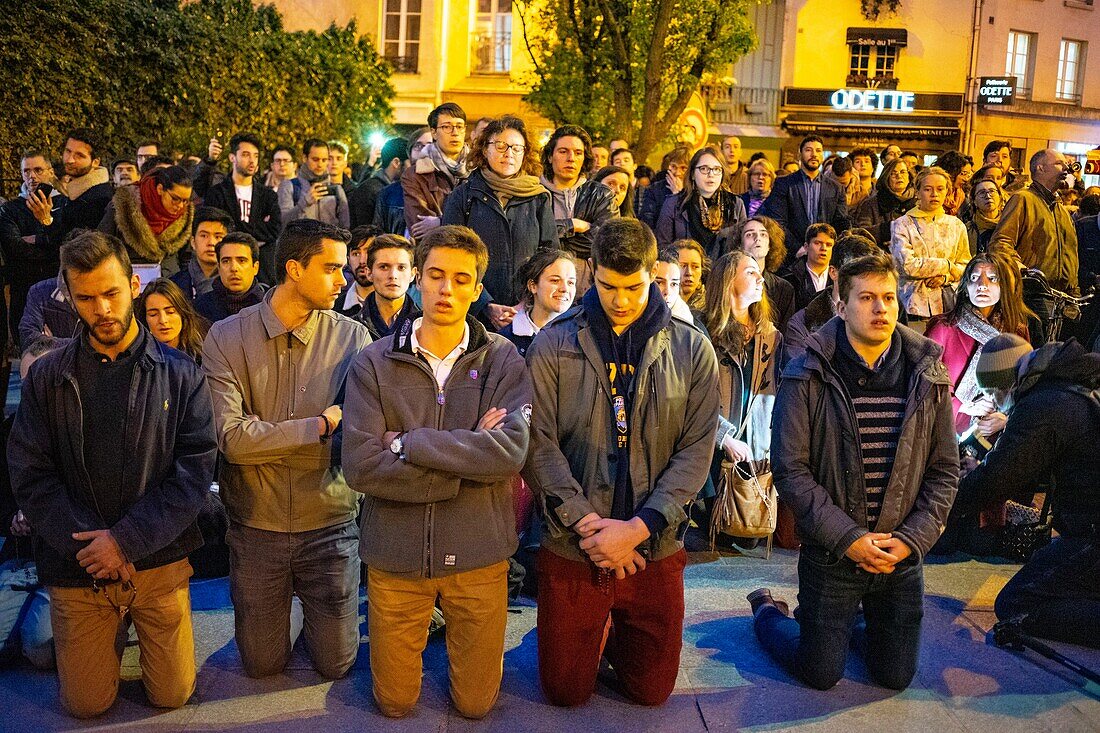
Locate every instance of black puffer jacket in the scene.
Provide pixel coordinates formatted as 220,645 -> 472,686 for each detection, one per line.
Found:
441,168 -> 559,305
957,339 -> 1100,537
772,318 -> 958,560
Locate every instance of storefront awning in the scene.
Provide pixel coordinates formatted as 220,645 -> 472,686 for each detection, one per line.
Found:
783,115 -> 959,141
846,27 -> 908,47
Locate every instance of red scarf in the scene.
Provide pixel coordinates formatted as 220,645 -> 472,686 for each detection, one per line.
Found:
139,176 -> 183,235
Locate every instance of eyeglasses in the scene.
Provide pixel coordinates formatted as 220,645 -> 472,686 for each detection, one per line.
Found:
164,190 -> 190,205
436,122 -> 466,134
410,142 -> 428,150
695,165 -> 723,176
489,140 -> 526,156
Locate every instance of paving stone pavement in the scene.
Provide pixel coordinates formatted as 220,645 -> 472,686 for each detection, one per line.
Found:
1,549 -> 1098,732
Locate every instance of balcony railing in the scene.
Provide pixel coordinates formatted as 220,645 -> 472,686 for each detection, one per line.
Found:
472,32 -> 511,74
844,74 -> 900,89
699,85 -> 782,126
384,55 -> 419,74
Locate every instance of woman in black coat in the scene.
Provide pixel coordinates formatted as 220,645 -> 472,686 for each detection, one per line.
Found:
442,116 -> 558,330
655,146 -> 746,259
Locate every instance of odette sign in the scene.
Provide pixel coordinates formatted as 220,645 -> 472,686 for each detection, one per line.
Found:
978,76 -> 1017,106
830,89 -> 916,113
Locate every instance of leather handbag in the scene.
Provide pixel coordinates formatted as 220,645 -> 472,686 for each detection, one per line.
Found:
710,457 -> 777,541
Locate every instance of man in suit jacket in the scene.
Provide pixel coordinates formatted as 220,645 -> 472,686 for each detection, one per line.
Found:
762,136 -> 849,269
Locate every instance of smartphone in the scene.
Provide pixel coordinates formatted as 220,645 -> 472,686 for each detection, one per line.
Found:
35,183 -> 54,198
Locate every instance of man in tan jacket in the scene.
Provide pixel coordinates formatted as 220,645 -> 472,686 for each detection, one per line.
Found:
202,219 -> 371,679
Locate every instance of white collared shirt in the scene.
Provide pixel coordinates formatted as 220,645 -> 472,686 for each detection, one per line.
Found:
342,285 -> 367,313
409,317 -> 470,388
807,264 -> 829,293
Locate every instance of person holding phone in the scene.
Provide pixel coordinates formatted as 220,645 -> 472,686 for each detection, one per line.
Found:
278,139 -> 350,230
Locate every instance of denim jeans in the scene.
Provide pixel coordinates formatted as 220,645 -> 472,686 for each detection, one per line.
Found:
228,520 -> 361,679
0,560 -> 54,669
753,543 -> 924,690
995,534 -> 1100,648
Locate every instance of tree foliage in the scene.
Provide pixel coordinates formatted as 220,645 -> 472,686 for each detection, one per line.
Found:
516,0 -> 759,162
0,0 -> 393,173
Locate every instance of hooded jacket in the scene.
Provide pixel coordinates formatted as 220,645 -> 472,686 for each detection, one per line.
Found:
524,297 -> 720,563
278,169 -> 350,229
342,314 -> 532,578
957,339 -> 1100,537
441,168 -> 559,305
772,317 -> 958,560
8,328 -> 217,586
98,183 -> 194,265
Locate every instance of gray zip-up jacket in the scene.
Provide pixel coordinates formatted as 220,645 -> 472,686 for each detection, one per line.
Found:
771,317 -> 959,561
343,314 -> 532,578
523,306 -> 719,563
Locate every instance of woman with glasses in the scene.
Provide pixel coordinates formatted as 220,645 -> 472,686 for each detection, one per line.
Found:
655,146 -> 747,257
442,115 -> 558,330
966,178 -> 1005,255
740,159 -> 775,218
97,164 -> 194,277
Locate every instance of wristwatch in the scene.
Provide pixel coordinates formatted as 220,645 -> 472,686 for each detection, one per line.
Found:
389,433 -> 405,456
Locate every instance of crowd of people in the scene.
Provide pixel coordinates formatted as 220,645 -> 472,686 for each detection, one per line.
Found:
0,105 -> 1098,720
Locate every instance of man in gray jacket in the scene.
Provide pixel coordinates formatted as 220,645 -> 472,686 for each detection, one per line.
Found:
202,219 -> 371,680
525,218 -> 719,707
749,252 -> 958,691
278,139 -> 351,230
343,225 -> 532,719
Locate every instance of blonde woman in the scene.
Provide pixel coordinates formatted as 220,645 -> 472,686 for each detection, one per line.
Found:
890,165 -> 970,327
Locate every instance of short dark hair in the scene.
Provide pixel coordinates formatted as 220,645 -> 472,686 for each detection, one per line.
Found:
805,223 -> 837,244
379,138 -> 409,167
609,148 -> 634,166
934,150 -> 973,178
139,155 -> 174,176
151,165 -> 193,191
136,139 -> 160,151
983,140 -> 1011,160
276,219 -> 351,283
1079,193 -> 1100,218
830,156 -> 853,177
592,218 -> 658,275
229,132 -> 262,155
327,140 -> 349,156
541,125 -> 596,178
349,225 -> 383,252
110,157 -> 136,172
64,128 -> 102,160
216,232 -> 260,263
832,232 -> 879,269
367,233 -> 416,269
414,225 -> 489,283
428,102 -> 467,129
60,230 -> 133,286
838,252 -> 897,302
660,146 -> 691,170
799,135 -> 824,152
656,247 -> 681,266
302,138 -> 328,158
271,144 -> 294,159
849,147 -> 878,169
192,206 -> 234,236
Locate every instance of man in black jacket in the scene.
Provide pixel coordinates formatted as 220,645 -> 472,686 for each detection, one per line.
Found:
955,335 -> 1100,649
7,231 -> 217,717
750,252 -> 957,691
194,233 -> 268,323
782,223 -> 835,312
638,146 -> 690,231
170,207 -> 233,301
761,135 -> 850,268
194,132 -> 282,284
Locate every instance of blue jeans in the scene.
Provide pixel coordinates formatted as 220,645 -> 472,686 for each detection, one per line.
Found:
995,534 -> 1100,649
228,520 -> 361,678
753,543 -> 924,690
0,560 -> 54,669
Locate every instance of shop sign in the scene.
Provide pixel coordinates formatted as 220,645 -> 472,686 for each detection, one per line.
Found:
830,89 -> 915,113
978,77 -> 1016,106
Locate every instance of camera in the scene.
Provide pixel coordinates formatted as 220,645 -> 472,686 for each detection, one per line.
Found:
1067,160 -> 1082,174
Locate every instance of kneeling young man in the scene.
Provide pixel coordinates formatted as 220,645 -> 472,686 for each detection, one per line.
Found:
525,218 -> 719,706
343,225 -> 532,719
750,252 -> 958,690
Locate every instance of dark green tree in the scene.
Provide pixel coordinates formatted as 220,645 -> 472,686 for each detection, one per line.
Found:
0,0 -> 393,187
515,0 -> 759,162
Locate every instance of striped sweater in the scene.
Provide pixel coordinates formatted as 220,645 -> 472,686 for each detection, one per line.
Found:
833,333 -> 909,528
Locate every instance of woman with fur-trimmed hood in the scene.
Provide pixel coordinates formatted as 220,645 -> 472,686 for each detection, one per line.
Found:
98,165 -> 194,274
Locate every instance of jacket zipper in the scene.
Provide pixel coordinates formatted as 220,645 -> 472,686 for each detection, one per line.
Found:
64,375 -> 108,528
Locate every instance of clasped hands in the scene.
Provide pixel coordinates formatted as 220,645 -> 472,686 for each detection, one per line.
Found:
73,529 -> 135,582
845,533 -> 912,574
575,512 -> 649,580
